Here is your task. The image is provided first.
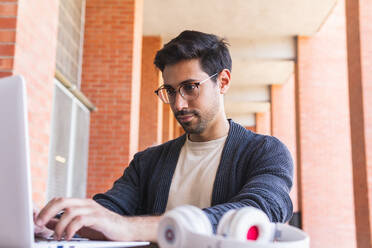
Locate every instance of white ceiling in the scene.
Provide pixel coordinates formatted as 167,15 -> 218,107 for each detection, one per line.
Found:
143,0 -> 337,39
231,60 -> 294,85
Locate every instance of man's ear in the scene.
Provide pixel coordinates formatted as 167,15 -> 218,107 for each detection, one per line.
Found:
218,69 -> 231,94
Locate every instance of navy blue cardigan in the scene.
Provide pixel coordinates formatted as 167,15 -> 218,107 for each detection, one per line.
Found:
94,120 -> 293,231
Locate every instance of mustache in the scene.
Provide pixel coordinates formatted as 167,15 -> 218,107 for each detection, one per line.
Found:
175,109 -> 200,118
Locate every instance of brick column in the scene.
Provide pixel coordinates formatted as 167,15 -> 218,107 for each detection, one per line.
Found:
139,36 -> 162,151
271,74 -> 298,213
296,1 -> 356,247
173,117 -> 181,138
82,0 -> 143,197
255,112 -> 271,135
245,126 -> 256,132
0,0 -> 59,206
0,1 -> 16,78
162,104 -> 174,142
346,0 -> 372,246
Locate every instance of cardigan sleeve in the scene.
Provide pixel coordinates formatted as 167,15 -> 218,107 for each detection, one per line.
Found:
93,154 -> 142,216
202,136 -> 294,232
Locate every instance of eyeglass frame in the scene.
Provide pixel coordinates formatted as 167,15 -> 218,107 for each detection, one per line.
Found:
154,72 -> 219,104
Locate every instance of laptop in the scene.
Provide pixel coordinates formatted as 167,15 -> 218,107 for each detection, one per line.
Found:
0,75 -> 150,248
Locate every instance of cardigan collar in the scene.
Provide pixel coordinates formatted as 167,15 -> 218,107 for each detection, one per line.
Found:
152,119 -> 248,213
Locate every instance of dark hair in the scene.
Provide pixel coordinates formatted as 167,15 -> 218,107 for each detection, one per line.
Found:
154,30 -> 232,81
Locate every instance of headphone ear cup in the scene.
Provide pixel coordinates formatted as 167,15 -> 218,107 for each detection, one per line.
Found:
227,207 -> 273,242
175,205 -> 213,235
158,209 -> 188,248
158,205 -> 214,248
216,209 -> 236,237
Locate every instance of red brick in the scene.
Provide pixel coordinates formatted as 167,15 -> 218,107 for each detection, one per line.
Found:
0,17 -> 16,28
255,112 -> 271,135
245,126 -> 256,132
0,57 -> 12,69
9,0 -> 59,206
297,1 -> 356,247
271,75 -> 298,212
0,30 -> 15,42
138,36 -> 163,151
162,104 -> 175,142
82,0 -> 143,197
0,44 -> 14,55
0,3 -> 17,16
0,70 -> 11,77
345,0 -> 372,246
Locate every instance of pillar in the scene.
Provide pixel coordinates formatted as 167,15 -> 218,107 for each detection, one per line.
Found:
162,104 -> 174,142
82,0 -> 143,197
346,0 -> 372,246
296,0 -> 356,247
0,0 -> 59,206
271,74 -> 298,214
255,112 -> 271,135
245,126 -> 256,132
139,36 -> 162,151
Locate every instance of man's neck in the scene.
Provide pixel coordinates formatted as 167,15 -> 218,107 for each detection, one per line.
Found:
188,115 -> 230,142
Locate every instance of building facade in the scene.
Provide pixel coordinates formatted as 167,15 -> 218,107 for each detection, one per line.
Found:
0,0 -> 371,247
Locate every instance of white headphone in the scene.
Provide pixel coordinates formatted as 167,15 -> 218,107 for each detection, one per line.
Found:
158,205 -> 309,248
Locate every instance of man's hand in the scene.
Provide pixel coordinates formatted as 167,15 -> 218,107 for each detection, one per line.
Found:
33,206 -> 54,239
35,198 -> 161,242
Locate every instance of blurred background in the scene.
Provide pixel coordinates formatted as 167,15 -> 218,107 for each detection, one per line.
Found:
0,0 -> 371,247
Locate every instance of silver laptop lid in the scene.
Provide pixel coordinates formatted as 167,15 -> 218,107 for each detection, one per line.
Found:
0,76 -> 150,248
0,75 -> 34,248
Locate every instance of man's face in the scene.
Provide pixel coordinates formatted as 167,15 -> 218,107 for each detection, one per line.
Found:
162,59 -> 221,134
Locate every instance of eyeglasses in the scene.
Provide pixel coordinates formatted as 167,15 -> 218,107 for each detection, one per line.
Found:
154,73 -> 218,104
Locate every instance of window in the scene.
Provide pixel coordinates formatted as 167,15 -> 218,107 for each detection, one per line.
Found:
47,0 -> 92,200
47,80 -> 90,199
56,0 -> 85,87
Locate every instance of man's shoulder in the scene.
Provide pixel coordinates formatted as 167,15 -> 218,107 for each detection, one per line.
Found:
134,134 -> 186,159
229,119 -> 289,151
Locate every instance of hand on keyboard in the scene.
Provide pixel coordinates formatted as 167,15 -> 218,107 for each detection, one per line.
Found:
35,198 -> 131,241
33,206 -> 55,239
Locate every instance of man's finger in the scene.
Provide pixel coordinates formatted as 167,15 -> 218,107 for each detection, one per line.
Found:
36,198 -> 87,227
65,215 -> 93,240
54,207 -> 91,240
34,225 -> 54,239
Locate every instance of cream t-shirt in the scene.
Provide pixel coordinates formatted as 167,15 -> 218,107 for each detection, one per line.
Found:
165,135 -> 228,211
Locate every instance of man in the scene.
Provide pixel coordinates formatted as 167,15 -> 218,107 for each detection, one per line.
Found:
35,30 -> 293,242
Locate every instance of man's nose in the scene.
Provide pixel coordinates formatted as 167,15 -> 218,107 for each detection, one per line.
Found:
172,92 -> 188,111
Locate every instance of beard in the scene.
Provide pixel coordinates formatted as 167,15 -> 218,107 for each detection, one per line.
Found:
174,100 -> 219,134
175,109 -> 206,134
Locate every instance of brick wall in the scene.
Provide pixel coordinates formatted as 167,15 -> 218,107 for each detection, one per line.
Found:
0,0 -> 59,206
345,0 -> 372,246
255,112 -> 271,135
0,0 -> 17,77
81,0 -> 143,197
271,74 -> 298,212
296,0 -> 356,247
139,36 -> 162,151
173,117 -> 182,138
162,104 -> 175,142
245,126 -> 256,132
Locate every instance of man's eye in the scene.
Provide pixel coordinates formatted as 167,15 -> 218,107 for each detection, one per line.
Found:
166,88 -> 176,95
182,84 -> 196,92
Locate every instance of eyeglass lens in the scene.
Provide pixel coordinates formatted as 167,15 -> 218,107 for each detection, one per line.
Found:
158,83 -> 199,104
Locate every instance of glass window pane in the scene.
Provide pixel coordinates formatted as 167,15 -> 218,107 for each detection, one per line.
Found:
71,105 -> 90,198
56,0 -> 84,87
47,84 -> 73,199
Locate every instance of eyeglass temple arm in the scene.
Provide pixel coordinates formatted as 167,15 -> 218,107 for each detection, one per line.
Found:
198,72 -> 219,85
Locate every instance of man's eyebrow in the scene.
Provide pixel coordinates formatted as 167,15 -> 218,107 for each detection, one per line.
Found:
164,78 -> 198,87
